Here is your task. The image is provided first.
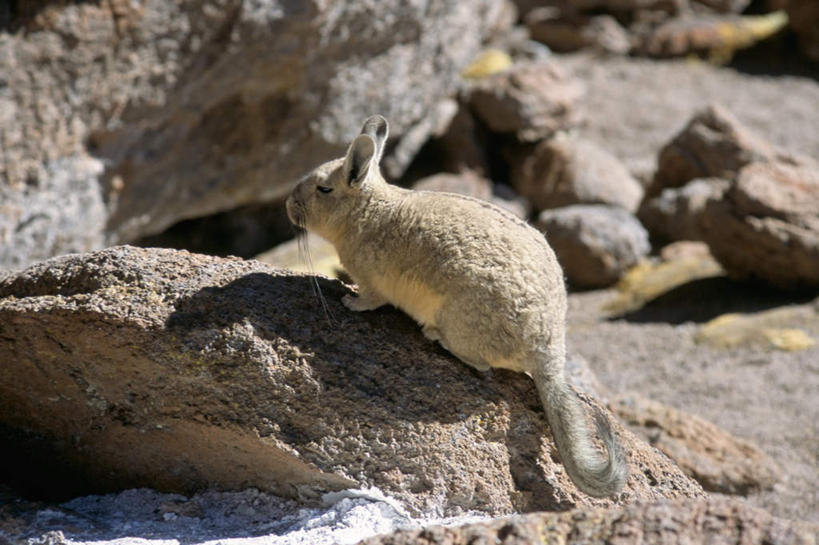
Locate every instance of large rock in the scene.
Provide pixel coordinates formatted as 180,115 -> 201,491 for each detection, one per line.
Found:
0,246 -> 705,516
468,61 -> 585,143
612,395 -> 782,494
699,161 -> 819,289
361,498 -> 818,545
511,133 -> 644,213
537,205 -> 650,289
648,104 -> 780,197
0,1 -> 511,269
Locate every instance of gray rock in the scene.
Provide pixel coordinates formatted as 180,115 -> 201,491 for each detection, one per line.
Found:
511,133 -> 644,213
469,61 -> 585,142
537,205 -> 650,288
0,246 -> 704,516
0,0 -> 511,268
699,161 -> 819,289
638,177 -> 730,243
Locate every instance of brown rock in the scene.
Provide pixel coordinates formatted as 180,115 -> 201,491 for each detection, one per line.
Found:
469,61 -> 585,142
361,498 -> 818,545
638,177 -> 730,243
0,246 -> 705,515
699,161 -> 819,289
411,172 -> 493,201
511,134 -> 644,213
537,205 -> 650,289
0,0 -> 512,269
649,104 -> 779,197
612,395 -> 782,494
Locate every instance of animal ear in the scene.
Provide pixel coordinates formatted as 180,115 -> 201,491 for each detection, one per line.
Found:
360,115 -> 389,164
343,134 -> 376,186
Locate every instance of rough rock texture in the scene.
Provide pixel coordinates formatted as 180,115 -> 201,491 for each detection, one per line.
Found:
537,206 -> 650,289
612,395 -> 782,494
511,134 -> 643,213
648,104 -> 780,197
361,498 -> 819,545
468,61 -> 585,142
0,0 -> 510,269
0,246 -> 705,516
699,161 -> 819,289
638,177 -> 730,243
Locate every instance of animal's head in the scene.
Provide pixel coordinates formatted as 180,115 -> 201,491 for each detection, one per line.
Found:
286,115 -> 389,241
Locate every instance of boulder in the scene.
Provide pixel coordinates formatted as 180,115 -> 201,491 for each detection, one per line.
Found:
648,105 -> 780,197
638,177 -> 730,243
537,206 -> 650,289
0,0 -> 511,269
0,246 -> 705,515
468,61 -> 585,143
699,161 -> 819,289
361,498 -> 818,545
612,395 -> 782,494
511,133 -> 643,213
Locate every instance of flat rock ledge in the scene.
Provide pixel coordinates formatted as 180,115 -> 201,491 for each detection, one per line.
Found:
0,246 -> 703,516
361,498 -> 819,545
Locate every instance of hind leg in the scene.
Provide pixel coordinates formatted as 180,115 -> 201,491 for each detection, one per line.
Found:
423,325 -> 491,371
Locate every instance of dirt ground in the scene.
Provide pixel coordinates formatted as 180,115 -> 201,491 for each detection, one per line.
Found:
566,285 -> 819,523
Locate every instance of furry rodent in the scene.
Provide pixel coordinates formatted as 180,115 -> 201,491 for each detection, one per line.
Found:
286,115 -> 627,497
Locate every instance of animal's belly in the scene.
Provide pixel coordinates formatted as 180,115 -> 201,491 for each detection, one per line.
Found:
370,273 -> 443,327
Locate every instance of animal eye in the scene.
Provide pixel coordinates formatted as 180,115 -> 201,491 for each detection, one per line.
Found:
316,185 -> 333,194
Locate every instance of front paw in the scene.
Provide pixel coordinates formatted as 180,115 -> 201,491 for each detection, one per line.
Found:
342,294 -> 368,312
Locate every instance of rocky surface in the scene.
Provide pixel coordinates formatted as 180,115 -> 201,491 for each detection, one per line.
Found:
537,205 -> 650,289
612,395 -> 782,494
699,161 -> 819,289
0,0 -> 510,269
511,133 -> 643,213
362,498 -> 818,545
0,246 -> 705,517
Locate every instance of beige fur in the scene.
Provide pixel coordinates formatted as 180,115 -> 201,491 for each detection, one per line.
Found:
286,116 -> 628,497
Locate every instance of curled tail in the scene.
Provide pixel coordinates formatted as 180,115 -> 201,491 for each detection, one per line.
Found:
535,370 -> 628,497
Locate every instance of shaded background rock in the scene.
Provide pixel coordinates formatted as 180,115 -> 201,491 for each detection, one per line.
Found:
0,0 -> 512,269
537,205 -> 650,289
511,133 -> 643,213
0,246 -> 705,516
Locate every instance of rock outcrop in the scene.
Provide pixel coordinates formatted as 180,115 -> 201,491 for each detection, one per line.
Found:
0,0 -> 511,269
0,246 -> 705,516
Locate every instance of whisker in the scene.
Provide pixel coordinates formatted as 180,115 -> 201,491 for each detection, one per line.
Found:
295,218 -> 335,325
